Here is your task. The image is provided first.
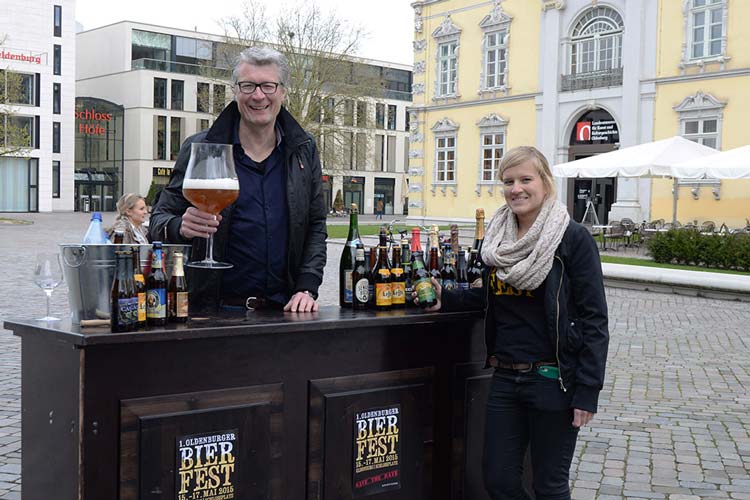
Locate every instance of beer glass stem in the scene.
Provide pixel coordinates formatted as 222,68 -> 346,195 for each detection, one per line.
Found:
45,290 -> 52,319
207,233 -> 216,264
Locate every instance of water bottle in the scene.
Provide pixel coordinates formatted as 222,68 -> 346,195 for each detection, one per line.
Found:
82,212 -> 109,244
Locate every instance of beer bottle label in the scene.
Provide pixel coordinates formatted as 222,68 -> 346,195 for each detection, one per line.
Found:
343,270 -> 353,303
147,288 -> 167,319
116,298 -> 130,329
470,278 -> 483,289
414,277 -> 436,303
375,283 -> 392,306
134,274 -> 145,284
176,292 -> 189,318
137,292 -> 147,322
354,278 -> 370,303
391,282 -> 406,304
128,296 -> 138,326
458,282 -> 470,291
442,279 -> 457,291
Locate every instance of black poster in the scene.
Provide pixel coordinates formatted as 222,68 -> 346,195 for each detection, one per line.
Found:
176,429 -> 238,500
352,405 -> 402,497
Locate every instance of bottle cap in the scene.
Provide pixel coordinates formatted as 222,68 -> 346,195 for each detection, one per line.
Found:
92,212 -> 102,221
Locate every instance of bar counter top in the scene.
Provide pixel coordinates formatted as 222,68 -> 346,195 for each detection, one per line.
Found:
3,306 -> 483,346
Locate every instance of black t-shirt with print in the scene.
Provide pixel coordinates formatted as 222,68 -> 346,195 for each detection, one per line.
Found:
489,268 -> 555,363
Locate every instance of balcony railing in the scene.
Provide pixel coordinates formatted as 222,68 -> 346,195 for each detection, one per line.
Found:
382,89 -> 412,102
561,67 -> 623,92
131,58 -> 231,79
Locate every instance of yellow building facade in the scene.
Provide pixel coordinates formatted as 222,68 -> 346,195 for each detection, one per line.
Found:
409,0 -> 750,228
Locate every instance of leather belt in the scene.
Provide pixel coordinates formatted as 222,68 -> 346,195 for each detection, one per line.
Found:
221,295 -> 283,311
488,356 -> 557,373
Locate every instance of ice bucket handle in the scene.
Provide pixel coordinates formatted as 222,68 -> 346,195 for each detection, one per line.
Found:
62,245 -> 87,268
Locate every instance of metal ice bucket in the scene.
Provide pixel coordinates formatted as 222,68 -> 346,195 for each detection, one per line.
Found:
59,244 -> 191,324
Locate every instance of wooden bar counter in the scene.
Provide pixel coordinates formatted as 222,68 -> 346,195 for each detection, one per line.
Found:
4,307 -> 497,500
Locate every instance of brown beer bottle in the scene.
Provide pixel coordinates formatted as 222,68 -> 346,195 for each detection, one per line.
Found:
111,251 -> 133,332
373,229 -> 392,310
113,229 -> 124,245
351,244 -> 369,310
146,242 -> 168,327
132,247 -> 147,329
390,246 -> 406,308
168,252 -> 189,323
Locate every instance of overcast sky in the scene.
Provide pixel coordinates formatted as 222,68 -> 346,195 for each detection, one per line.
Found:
75,0 -> 415,66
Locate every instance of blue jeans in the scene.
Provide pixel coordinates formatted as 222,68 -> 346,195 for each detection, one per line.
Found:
482,369 -> 579,500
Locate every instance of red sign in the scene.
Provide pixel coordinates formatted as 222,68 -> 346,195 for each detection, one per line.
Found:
576,122 -> 592,142
0,49 -> 42,65
75,108 -> 113,136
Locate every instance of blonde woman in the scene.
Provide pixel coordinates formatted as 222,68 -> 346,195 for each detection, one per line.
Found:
423,146 -> 609,499
108,193 -> 150,244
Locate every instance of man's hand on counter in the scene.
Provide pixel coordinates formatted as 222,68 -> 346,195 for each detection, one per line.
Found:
284,291 -> 319,313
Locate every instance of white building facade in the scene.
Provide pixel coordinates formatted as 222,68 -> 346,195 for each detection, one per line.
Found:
536,0 -> 658,224
76,21 -> 413,215
0,0 -> 76,212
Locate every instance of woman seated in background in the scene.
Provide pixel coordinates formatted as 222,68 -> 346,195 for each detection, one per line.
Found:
108,193 -> 150,244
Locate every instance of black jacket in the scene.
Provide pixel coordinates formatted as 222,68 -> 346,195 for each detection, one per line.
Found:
148,102 -> 328,308
442,221 -> 609,413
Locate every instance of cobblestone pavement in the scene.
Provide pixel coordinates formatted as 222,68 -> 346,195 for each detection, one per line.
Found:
1,213 -> 749,499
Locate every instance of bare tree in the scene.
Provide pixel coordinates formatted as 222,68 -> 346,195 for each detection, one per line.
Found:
0,35 -> 32,156
216,0 -> 384,171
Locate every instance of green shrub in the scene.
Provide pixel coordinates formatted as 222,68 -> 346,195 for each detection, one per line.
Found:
646,230 -> 750,271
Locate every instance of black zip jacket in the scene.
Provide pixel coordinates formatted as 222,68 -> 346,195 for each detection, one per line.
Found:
148,102 -> 328,309
442,221 -> 609,413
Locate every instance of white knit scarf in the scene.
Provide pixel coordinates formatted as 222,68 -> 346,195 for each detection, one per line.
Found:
480,197 -> 570,290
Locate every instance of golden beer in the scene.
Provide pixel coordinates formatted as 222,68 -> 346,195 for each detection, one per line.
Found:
182,178 -> 240,214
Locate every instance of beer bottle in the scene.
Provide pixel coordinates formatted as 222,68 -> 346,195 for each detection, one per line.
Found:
457,246 -> 469,290
429,225 -> 442,267
113,229 -> 125,245
339,203 -> 362,308
168,252 -> 189,323
351,244 -> 369,310
373,229 -> 392,310
450,224 -> 460,256
146,241 -> 168,327
390,246 -> 406,308
468,249 -> 484,289
132,247 -> 147,329
412,251 -> 437,308
111,251 -> 133,332
441,244 -> 457,291
124,251 -> 138,329
400,238 -> 414,308
428,247 -> 442,287
367,245 -> 377,309
473,208 -> 486,253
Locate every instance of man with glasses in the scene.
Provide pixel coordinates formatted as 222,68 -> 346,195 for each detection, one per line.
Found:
150,47 -> 327,313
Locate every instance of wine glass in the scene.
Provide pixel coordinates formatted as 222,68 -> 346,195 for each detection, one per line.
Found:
33,253 -> 64,321
182,143 -> 240,269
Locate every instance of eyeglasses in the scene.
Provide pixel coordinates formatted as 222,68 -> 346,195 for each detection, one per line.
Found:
235,81 -> 282,95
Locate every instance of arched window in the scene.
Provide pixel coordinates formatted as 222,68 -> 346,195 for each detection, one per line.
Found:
570,7 -> 623,75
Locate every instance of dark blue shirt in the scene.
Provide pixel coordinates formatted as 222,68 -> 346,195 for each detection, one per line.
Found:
221,120 -> 289,304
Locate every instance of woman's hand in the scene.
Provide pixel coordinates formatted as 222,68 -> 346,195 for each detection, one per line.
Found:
179,207 -> 222,239
412,277 -> 442,312
572,409 -> 594,428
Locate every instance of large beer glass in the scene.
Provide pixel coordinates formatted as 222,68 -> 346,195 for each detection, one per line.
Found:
182,143 -> 239,269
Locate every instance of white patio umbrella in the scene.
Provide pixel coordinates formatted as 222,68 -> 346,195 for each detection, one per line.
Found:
552,136 -> 718,223
671,145 -> 750,179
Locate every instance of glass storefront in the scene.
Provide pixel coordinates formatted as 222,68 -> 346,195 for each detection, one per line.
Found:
374,177 -> 395,215
344,176 -> 365,212
74,97 -> 124,212
0,157 -> 38,212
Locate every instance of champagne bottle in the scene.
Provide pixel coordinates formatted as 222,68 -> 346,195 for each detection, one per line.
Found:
411,251 -> 437,308
450,224 -> 460,256
390,246 -> 406,308
428,247 -> 442,287
473,208 -> 486,253
351,244 -> 369,310
429,225 -> 442,267
339,203 -> 362,307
